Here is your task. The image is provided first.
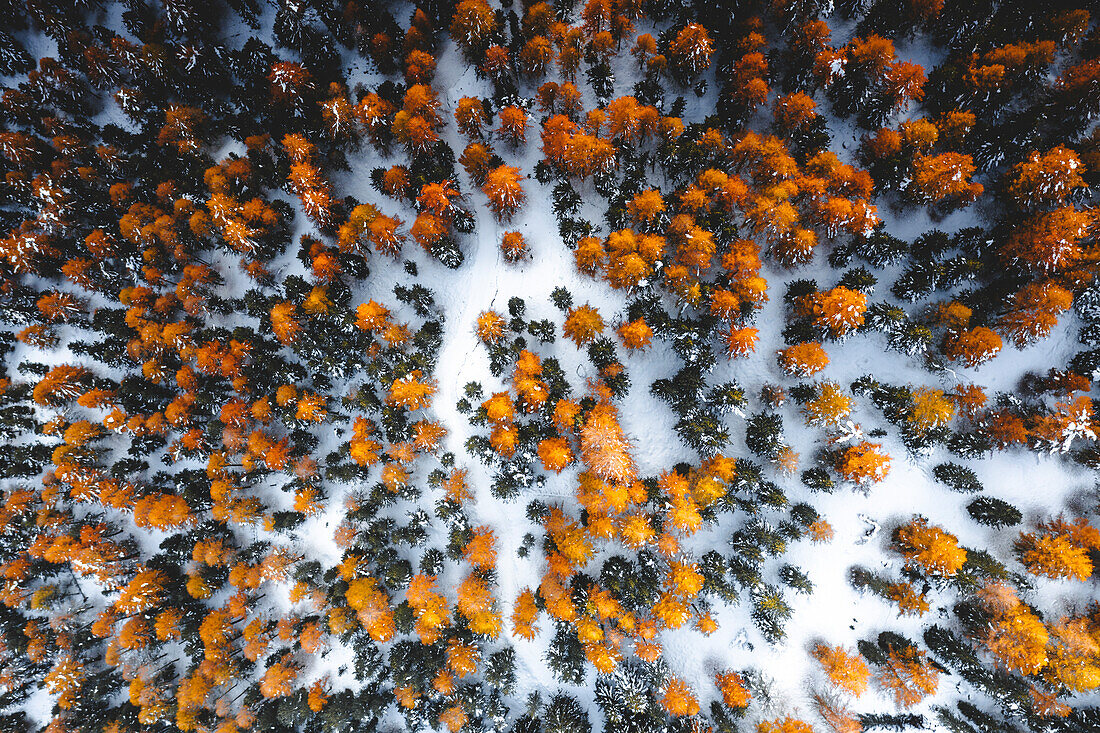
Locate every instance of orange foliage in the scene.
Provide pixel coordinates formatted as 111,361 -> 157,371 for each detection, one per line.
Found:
813,644 -> 871,696
778,342 -> 829,377
511,588 -> 541,640
660,677 -> 700,716
1007,146 -> 1086,209
260,657 -> 298,698
455,97 -> 487,138
998,281 -> 1073,348
894,517 -> 967,576
538,437 -> 574,472
668,23 -> 714,77
497,106 -> 528,145
617,318 -> 653,349
943,326 -> 1003,367
579,403 -> 636,484
482,165 -> 525,221
977,584 -> 1050,674
1016,516 -> 1099,581
405,574 -> 450,644
346,577 -> 395,641
387,371 -> 436,411
563,304 -> 605,346
715,670 -> 751,709
810,286 -> 868,337
34,365 -> 90,406
836,441 -> 891,485
875,644 -> 939,708
463,526 -> 497,570
1001,207 -> 1093,274
910,152 -> 982,206
757,717 -> 815,733
500,231 -> 528,262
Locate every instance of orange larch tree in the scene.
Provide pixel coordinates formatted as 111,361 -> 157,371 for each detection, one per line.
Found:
1006,146 -> 1087,210
511,588 -> 541,640
893,516 -> 967,576
813,644 -> 871,696
387,371 -> 436,411
579,403 -> 636,484
500,230 -> 529,262
455,97 -> 487,139
757,717 -> 815,733
835,441 -> 891,485
1016,516 -> 1099,581
260,656 -> 299,698
1000,206 -> 1093,273
450,0 -> 498,57
563,304 -> 605,346
909,152 -> 982,208
875,644 -> 939,709
476,310 -> 507,344
809,286 -> 868,337
660,677 -> 700,717
942,326 -> 1003,367
538,437 -> 574,472
803,382 -> 853,427
617,317 -> 653,349
778,341 -> 830,376
907,387 -> 956,435
998,280 -> 1073,348
668,23 -> 714,79
715,670 -> 751,709
497,106 -> 528,146
482,165 -> 526,221
977,583 -> 1050,674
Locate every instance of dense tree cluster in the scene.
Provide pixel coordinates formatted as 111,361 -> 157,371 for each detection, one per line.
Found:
0,2 -> 1097,733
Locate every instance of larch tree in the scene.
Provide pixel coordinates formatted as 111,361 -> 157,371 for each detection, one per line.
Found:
617,317 -> 653,349
1015,516 -> 1099,581
1006,146 -> 1087,210
907,387 -> 956,434
757,717 -> 815,733
942,326 -> 1003,367
260,656 -> 299,698
875,644 -> 939,709
482,165 -> 526,221
476,310 -> 507,344
660,677 -> 700,717
909,152 -> 982,208
455,96 -> 487,139
893,517 -> 967,577
579,403 -> 636,484
500,231 -> 529,262
836,441 -> 891,485
812,644 -> 871,696
715,670 -> 751,709
511,588 -> 541,640
998,281 -> 1073,348
1000,206 -> 1093,273
538,437 -> 574,472
497,106 -> 529,146
803,382 -> 854,427
810,286 -> 869,337
773,91 -> 818,133
563,304 -> 605,346
778,342 -> 830,376
669,23 -> 714,79
1047,617 -> 1100,693
450,0 -> 498,57
978,585 -> 1050,674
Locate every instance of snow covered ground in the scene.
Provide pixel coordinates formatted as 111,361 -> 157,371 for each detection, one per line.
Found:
4,2 -> 1099,731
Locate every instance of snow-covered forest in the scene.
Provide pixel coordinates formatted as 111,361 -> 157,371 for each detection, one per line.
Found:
0,1 -> 1098,732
